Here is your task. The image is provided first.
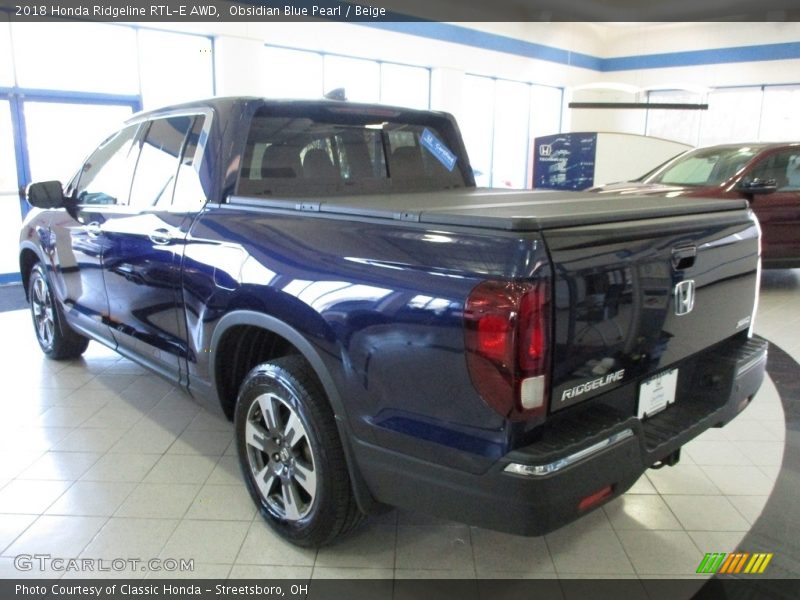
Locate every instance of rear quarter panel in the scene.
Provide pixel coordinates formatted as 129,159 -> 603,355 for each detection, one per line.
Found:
184,207 -> 550,471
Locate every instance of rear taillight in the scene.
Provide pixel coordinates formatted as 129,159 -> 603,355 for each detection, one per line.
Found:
464,280 -> 551,420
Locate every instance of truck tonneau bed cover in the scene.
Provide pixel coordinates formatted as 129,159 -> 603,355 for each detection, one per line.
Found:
228,188 -> 748,231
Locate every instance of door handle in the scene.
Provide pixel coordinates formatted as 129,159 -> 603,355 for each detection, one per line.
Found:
86,222 -> 102,237
148,228 -> 173,245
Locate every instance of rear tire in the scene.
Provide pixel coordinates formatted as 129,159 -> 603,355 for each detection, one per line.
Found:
235,355 -> 364,547
28,262 -> 89,360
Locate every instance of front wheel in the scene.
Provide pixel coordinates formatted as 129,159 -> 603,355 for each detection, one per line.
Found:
28,263 -> 89,360
235,355 -> 363,547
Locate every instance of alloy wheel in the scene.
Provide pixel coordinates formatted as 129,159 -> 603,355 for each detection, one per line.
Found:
244,391 -> 317,521
31,273 -> 55,350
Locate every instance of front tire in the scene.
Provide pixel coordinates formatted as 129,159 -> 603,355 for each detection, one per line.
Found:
235,355 -> 363,547
28,263 -> 89,360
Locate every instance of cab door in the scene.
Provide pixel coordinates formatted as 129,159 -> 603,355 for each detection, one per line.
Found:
52,123 -> 142,345
100,114 -> 209,382
745,148 -> 800,265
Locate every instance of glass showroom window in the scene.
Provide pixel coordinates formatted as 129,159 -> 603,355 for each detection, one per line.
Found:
324,55 -> 379,103
0,23 -> 13,86
460,75 -> 495,187
263,47 -> 324,99
700,87 -> 762,146
12,22 -> 138,94
380,63 -> 429,109
492,79 -> 530,189
24,102 -> 134,183
530,84 -> 563,144
646,90 -> 703,146
759,85 -> 800,142
0,100 -> 21,275
139,30 -> 213,110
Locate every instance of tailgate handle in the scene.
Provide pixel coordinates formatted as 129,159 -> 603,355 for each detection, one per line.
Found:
672,245 -> 697,270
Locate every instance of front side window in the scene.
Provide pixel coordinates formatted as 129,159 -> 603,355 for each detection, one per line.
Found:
748,149 -> 800,191
76,124 -> 140,205
129,116 -> 195,209
237,107 -> 468,198
646,147 -> 760,187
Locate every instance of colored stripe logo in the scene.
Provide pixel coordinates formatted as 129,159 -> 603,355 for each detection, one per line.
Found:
697,552 -> 773,574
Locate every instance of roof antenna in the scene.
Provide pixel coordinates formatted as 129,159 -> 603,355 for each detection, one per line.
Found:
324,88 -> 347,101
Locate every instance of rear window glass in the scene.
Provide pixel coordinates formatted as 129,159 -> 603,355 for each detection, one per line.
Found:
237,106 -> 468,197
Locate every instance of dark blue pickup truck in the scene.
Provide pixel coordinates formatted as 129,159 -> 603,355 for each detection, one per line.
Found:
19,97 -> 767,546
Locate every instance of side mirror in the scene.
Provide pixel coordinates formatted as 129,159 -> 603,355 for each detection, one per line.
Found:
26,181 -> 66,209
738,178 -> 778,196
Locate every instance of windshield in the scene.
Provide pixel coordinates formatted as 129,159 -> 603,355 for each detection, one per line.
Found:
645,147 -> 759,187
237,106 -> 469,198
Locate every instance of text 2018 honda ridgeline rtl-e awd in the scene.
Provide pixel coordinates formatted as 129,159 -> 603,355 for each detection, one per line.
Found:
20,98 -> 766,546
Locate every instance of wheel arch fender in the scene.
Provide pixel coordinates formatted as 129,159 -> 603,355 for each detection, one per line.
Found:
208,309 -> 380,514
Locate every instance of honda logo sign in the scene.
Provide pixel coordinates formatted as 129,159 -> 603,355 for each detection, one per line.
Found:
539,144 -> 552,157
674,280 -> 695,316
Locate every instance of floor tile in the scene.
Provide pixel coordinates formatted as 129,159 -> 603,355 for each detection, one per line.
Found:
617,530 -> 704,575
79,406 -> 144,429
146,562 -> 231,579
228,564 -> 312,578
115,483 -> 200,519
184,484 -> 256,521
52,427 -> 127,453
0,453 -> 41,480
728,495 -> 770,524
312,566 -> 395,579
109,422 -> 182,454
46,481 -> 136,516
471,527 -> 555,576
0,480 -> 72,514
604,494 -> 683,531
682,440 -> 751,466
687,530 -> 747,553
144,454 -> 217,484
0,514 -> 37,554
161,519 -> 249,564
395,525 -> 474,571
662,495 -> 750,531
3,515 -> 106,558
315,524 -> 396,569
700,465 -> 776,496
735,441 -> 785,466
81,517 -> 179,558
187,410 -> 233,432
79,453 -> 160,483
235,521 -> 317,566
18,451 -> 101,480
625,474 -> 657,495
166,430 -> 233,456
36,406 -> 98,428
646,464 -> 721,495
206,456 -> 242,486
545,510 -> 634,575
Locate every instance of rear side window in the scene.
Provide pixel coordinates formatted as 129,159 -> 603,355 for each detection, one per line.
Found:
76,124 -> 140,205
237,107 -> 467,198
170,115 -> 207,210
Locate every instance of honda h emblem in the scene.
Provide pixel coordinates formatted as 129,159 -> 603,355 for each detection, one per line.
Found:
539,144 -> 553,157
674,280 -> 696,316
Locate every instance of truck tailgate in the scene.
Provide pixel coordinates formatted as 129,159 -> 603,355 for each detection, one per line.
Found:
542,210 -> 760,412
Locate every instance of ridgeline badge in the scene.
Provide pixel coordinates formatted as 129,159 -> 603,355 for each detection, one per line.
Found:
560,369 -> 625,402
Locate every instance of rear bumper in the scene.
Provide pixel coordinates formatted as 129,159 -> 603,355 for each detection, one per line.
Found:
355,336 -> 768,535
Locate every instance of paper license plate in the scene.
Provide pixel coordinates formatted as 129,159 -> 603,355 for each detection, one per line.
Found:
637,368 -> 678,420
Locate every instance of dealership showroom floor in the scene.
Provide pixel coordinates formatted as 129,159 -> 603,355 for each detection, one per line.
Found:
0,270 -> 796,582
